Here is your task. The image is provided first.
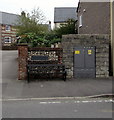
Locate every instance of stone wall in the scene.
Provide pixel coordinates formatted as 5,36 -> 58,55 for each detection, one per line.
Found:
62,34 -> 110,78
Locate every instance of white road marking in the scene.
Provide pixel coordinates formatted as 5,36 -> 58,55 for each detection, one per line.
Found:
40,102 -> 47,104
82,101 -> 90,103
74,101 -> 80,103
40,101 -> 61,104
105,99 -> 113,102
51,101 -> 61,104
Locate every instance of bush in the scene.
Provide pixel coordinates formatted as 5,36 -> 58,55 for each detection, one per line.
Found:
18,32 -> 62,47
54,19 -> 77,38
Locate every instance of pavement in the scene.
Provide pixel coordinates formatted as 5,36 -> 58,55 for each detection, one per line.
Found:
1,50 -> 114,100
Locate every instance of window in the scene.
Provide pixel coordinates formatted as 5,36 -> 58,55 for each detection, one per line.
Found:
4,37 -> 11,43
5,25 -> 11,31
79,15 -> 82,27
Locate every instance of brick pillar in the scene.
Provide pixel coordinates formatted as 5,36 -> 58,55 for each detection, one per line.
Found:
18,44 -> 28,80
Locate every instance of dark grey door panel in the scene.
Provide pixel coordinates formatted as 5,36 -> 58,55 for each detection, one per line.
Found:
74,47 -> 95,78
85,47 -> 95,68
74,69 -> 95,78
74,48 -> 84,68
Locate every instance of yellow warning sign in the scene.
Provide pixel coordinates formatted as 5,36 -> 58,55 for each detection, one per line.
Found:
75,50 -> 80,54
88,50 -> 92,55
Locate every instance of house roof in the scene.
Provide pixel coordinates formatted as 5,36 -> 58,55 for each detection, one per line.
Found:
54,7 -> 77,23
0,11 -> 19,25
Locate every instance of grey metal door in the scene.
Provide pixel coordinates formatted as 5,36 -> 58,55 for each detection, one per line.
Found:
74,47 -> 95,78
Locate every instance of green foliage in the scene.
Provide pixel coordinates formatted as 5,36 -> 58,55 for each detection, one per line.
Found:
18,32 -> 62,47
49,38 -> 61,45
18,33 -> 46,47
54,19 -> 77,38
16,9 -> 78,47
15,8 -> 48,36
45,30 -> 59,40
44,30 -> 61,46
15,8 -> 55,47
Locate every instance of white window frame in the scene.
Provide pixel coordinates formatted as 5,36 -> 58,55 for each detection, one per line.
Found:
79,15 -> 82,28
5,25 -> 11,31
4,37 -> 11,43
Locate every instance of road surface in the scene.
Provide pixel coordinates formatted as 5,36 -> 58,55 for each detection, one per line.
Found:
2,98 -> 113,118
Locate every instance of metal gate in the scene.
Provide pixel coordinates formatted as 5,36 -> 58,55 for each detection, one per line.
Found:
74,47 -> 95,78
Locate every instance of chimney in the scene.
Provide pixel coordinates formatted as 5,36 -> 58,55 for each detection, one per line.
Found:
21,11 -> 26,17
49,21 -> 51,24
48,21 -> 51,31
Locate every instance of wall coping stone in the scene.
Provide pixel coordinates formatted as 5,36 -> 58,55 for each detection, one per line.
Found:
62,34 -> 110,39
18,44 -> 28,46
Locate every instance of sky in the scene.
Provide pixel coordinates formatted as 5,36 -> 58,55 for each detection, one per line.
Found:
0,0 -> 79,28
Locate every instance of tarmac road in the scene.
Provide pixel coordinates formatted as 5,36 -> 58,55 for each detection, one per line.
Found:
2,50 -> 18,82
2,98 -> 113,118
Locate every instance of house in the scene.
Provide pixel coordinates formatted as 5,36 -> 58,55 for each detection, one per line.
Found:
54,7 -> 77,28
76,1 -> 114,76
0,11 -> 52,47
77,1 -> 110,34
0,11 -> 19,46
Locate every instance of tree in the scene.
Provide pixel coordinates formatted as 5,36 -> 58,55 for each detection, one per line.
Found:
15,8 -> 48,36
54,19 -> 78,38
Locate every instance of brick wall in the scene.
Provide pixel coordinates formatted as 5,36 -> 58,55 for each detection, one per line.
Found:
18,44 -> 28,80
62,34 -> 110,78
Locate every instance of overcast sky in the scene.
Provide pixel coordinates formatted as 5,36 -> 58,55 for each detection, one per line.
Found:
0,0 -> 79,27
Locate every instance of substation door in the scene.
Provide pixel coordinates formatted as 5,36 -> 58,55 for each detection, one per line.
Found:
74,47 -> 95,78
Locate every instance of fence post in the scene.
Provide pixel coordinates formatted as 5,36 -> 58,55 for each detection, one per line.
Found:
18,44 -> 28,80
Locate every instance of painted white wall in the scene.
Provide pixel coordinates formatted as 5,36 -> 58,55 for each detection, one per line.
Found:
54,22 -> 67,29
